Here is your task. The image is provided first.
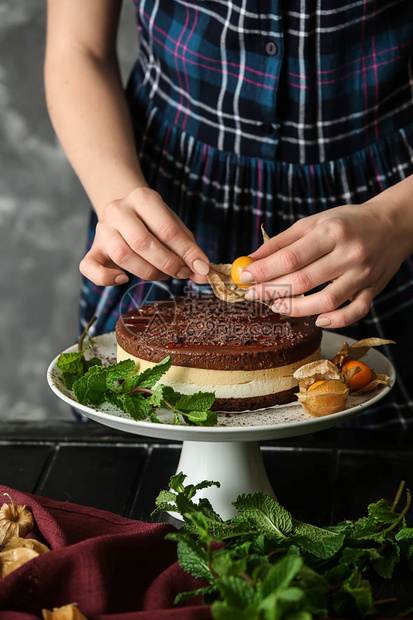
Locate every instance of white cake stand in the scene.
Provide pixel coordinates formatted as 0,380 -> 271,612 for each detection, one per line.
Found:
47,332 -> 395,519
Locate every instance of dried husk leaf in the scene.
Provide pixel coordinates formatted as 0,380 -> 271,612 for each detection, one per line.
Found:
346,338 -> 395,362
350,371 -> 391,395
330,342 -> 350,368
0,496 -> 34,547
207,265 -> 246,303
331,338 -> 395,367
0,547 -> 39,578
297,379 -> 349,416
42,604 -> 88,620
3,536 -> 49,554
261,224 -> 270,243
208,227 -> 272,304
293,359 -> 342,391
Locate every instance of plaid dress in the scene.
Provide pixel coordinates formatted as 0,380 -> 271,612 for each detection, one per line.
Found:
80,0 -> 413,427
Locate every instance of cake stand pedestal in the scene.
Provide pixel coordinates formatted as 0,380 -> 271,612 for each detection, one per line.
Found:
177,440 -> 275,519
47,331 -> 395,522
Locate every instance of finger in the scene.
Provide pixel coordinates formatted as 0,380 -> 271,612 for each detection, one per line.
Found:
96,225 -> 169,281
269,276 -> 358,317
315,288 -> 373,329
240,231 -> 335,284
189,274 -> 209,285
80,244 -> 169,286
249,217 -> 311,260
79,248 -> 130,287
131,190 -> 210,275
169,209 -> 196,242
245,254 -> 345,301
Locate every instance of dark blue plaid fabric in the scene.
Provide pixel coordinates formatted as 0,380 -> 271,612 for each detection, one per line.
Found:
128,0 -> 413,162
79,1 -> 413,427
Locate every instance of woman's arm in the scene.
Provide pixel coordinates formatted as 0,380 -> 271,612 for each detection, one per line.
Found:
240,175 -> 413,328
45,0 -> 209,286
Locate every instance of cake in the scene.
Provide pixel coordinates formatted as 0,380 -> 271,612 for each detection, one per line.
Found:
115,295 -> 322,412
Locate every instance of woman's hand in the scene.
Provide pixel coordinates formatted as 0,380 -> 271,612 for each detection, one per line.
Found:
241,192 -> 413,329
79,187 -> 210,286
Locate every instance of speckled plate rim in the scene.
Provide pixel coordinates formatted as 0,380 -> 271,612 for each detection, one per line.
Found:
47,331 -> 395,442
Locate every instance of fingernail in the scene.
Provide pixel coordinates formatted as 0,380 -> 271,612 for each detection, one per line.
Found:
176,267 -> 192,279
316,317 -> 331,327
115,274 -> 129,285
239,271 -> 254,284
245,288 -> 259,301
193,259 -> 210,276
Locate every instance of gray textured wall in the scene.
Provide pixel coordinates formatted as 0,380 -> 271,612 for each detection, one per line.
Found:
0,1 -> 138,420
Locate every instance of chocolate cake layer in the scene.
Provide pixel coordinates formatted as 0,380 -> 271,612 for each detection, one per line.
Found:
115,295 -> 322,371
212,386 -> 298,412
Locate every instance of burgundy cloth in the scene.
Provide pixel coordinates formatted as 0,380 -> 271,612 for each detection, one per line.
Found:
0,485 -> 211,619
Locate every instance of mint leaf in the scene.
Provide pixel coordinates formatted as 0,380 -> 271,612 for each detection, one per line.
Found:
184,409 -> 218,427
211,602 -> 258,620
174,586 -> 216,605
61,371 -> 81,390
85,357 -> 102,370
371,539 -> 400,578
258,555 -> 303,598
296,534 -> 345,560
105,391 -> 125,409
122,394 -> 152,420
293,520 -> 341,542
57,348 -> 90,375
368,498 -> 398,524
217,576 -> 256,609
175,391 -> 215,413
146,384 -> 166,407
122,356 -> 171,392
72,366 -> 107,406
395,527 -> 413,541
105,359 -> 135,389
160,385 -> 181,407
176,538 -> 212,582
233,493 -> 293,540
149,411 -> 164,424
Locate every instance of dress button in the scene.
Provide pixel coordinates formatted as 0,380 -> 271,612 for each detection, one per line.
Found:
264,41 -> 278,56
261,123 -> 276,135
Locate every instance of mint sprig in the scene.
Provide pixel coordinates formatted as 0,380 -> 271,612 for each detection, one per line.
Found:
154,477 -> 413,618
57,333 -> 217,427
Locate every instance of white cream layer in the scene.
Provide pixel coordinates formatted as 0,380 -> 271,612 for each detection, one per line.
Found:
117,345 -> 321,399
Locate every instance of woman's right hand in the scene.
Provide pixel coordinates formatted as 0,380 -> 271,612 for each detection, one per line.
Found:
79,187 -> 210,286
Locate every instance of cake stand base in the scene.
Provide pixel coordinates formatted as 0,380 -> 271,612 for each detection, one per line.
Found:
173,440 -> 275,521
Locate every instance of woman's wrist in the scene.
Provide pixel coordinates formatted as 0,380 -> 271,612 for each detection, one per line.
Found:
91,163 -> 149,219
364,175 -> 413,257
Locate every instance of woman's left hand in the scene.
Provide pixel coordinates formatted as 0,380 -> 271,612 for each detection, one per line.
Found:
241,198 -> 412,328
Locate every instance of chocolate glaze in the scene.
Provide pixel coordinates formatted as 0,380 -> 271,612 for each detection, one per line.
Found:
115,295 -> 322,371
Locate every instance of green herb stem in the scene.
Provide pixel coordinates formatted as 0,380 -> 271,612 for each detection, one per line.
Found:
391,480 -> 406,512
383,487 -> 411,535
78,315 -> 97,353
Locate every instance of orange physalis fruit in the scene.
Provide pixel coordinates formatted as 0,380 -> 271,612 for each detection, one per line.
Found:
231,256 -> 255,288
307,380 -> 326,391
342,360 -> 372,391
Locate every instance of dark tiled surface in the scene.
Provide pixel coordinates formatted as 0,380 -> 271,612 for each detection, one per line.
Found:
1,421 -> 413,527
0,445 -> 53,492
36,445 -> 148,514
